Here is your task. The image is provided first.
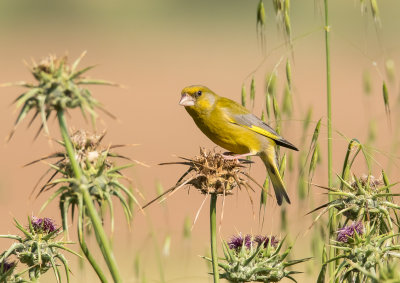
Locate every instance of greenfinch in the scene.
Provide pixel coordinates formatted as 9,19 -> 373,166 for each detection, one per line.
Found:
179,85 -> 298,205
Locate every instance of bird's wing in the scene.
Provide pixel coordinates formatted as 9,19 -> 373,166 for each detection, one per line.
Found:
229,113 -> 298,151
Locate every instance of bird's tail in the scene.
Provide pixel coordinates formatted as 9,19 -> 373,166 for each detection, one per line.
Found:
259,148 -> 291,206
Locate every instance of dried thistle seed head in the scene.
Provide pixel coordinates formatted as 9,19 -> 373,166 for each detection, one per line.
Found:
32,130 -> 139,235
67,129 -> 108,169
7,52 -> 115,141
32,54 -> 67,78
350,174 -> 383,190
70,129 -> 104,150
143,149 -> 257,210
188,148 -> 250,195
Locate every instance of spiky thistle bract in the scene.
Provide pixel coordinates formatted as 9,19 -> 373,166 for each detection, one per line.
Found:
326,222 -> 400,282
310,174 -> 400,234
0,217 -> 79,283
27,130 -> 141,236
6,53 -> 116,141
204,234 -> 310,282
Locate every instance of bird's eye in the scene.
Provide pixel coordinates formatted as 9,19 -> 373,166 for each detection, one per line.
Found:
197,90 -> 202,96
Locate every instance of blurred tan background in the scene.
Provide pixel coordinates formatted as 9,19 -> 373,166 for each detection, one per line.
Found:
0,0 -> 400,282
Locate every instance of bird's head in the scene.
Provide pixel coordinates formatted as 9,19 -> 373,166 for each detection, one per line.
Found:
179,85 -> 218,112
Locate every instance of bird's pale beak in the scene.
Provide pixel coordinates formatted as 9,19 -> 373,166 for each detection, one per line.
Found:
179,93 -> 195,106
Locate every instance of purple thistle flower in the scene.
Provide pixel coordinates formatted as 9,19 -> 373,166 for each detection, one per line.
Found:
254,235 -> 279,248
228,234 -> 252,249
31,217 -> 57,234
0,259 -> 15,274
337,221 -> 364,243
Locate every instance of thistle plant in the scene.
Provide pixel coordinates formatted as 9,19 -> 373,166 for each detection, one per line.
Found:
326,222 -> 400,282
27,129 -> 140,281
7,53 -> 114,141
0,217 -> 78,283
6,54 -> 125,282
0,259 -> 17,282
146,148 -> 256,199
205,234 -> 309,282
30,129 -> 139,236
309,137 -> 400,282
143,148 -> 258,283
311,173 -> 400,234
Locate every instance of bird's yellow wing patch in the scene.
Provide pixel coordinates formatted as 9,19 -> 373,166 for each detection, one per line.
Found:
244,125 -> 280,140
227,115 -> 280,141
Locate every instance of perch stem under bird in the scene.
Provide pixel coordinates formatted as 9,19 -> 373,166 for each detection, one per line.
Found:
179,85 -> 298,205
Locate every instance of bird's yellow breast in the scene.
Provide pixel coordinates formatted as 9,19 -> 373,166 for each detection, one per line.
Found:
185,105 -> 264,154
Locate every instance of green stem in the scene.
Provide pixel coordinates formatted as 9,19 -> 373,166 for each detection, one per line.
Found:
57,109 -> 122,283
81,185 -> 122,283
78,196 -> 108,283
57,110 -> 82,180
323,0 -> 336,281
210,194 -> 220,283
